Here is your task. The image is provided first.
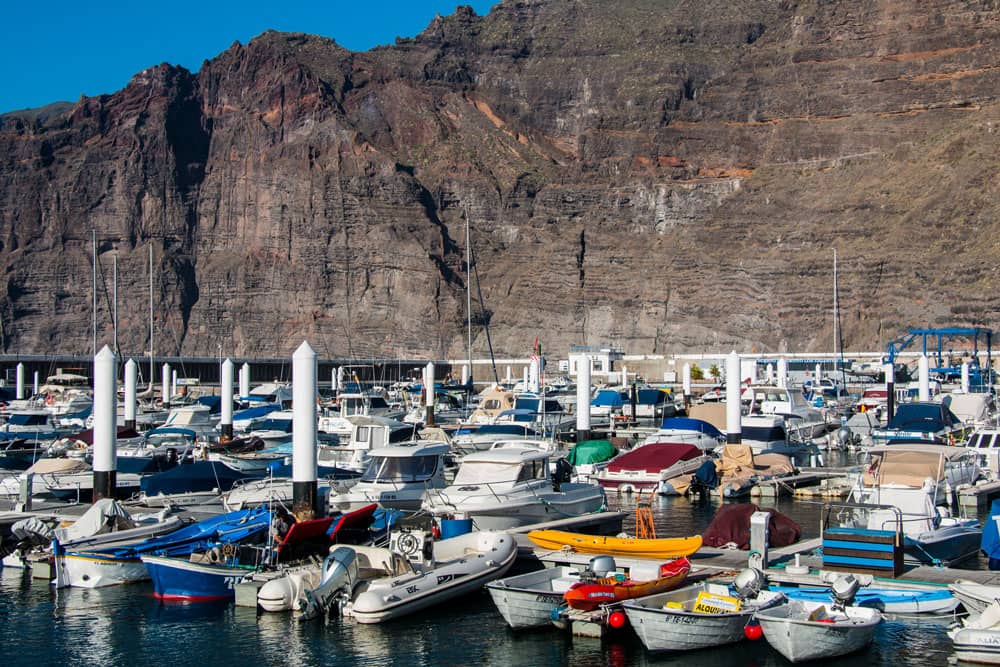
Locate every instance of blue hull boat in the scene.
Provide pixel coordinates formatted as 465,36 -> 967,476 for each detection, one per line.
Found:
768,584 -> 958,614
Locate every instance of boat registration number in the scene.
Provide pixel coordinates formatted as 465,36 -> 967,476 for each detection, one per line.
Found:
692,591 -> 741,614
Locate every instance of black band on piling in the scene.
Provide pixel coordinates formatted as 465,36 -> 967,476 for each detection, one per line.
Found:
727,433 -> 742,444
124,419 -> 136,430
221,423 -> 233,439
577,429 -> 591,443
886,382 -> 895,422
93,470 -> 116,502
425,405 -> 435,427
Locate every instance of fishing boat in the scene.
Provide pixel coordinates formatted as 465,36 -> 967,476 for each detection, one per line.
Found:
564,556 -> 691,611
141,504 -> 378,601
54,505 -> 271,588
769,584 -> 958,615
421,446 -> 606,531
756,575 -> 882,663
486,565 -> 588,630
526,530 -> 701,559
623,568 -> 786,652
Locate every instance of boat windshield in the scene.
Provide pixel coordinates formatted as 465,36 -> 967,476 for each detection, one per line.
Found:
453,461 -> 521,486
361,454 -> 439,483
7,414 -> 49,427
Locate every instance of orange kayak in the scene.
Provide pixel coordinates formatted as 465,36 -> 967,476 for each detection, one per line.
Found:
527,530 -> 702,559
564,557 -> 691,611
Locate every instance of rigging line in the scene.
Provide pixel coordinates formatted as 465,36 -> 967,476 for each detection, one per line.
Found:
470,238 -> 500,386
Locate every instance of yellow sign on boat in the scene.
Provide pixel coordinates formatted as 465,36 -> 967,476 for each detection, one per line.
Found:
692,591 -> 741,614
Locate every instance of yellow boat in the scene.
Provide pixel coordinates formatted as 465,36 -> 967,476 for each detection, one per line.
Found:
526,530 -> 703,559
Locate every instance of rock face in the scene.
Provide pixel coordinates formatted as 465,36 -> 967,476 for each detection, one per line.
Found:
2,0 -> 1000,360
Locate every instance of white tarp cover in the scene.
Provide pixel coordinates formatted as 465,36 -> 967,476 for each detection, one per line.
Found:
53,498 -> 135,542
25,458 -> 88,474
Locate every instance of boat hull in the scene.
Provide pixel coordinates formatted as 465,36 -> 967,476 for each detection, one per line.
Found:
564,559 -> 690,611
486,566 -> 581,629
952,628 -> 1000,665
56,553 -> 148,588
755,600 -> 881,663
142,555 -> 250,601
623,583 -> 785,652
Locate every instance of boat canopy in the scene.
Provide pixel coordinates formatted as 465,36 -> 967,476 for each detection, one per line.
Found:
233,404 -> 281,421
566,439 -> 617,466
607,442 -> 701,473
635,388 -> 667,406
591,389 -> 627,408
658,417 -> 723,437
863,446 -> 958,486
886,402 -> 960,432
361,453 -> 440,483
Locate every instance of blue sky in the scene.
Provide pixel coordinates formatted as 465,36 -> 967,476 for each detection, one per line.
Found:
1,1 -> 496,113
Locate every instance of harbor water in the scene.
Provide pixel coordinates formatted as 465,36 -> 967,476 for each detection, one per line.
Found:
0,451 -> 982,666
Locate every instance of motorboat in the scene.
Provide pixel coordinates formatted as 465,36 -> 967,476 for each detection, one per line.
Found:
966,426 -> 1000,480
0,457 -> 142,501
328,441 -> 450,512
870,401 -> 968,446
316,415 -> 418,473
594,442 -> 711,493
641,417 -> 725,452
421,446 -> 606,531
448,422 -> 544,452
221,464 -> 359,511
623,568 -> 786,652
739,414 -> 826,462
843,443 -> 983,565
768,583 -> 958,615
745,384 -> 831,441
319,392 -> 407,439
756,575 -> 882,663
564,438 -> 618,483
261,529 -> 516,623
658,444 -> 796,499
563,557 -> 691,611
461,385 -> 516,425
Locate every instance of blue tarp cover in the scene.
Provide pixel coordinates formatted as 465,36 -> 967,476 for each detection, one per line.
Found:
658,417 -> 724,438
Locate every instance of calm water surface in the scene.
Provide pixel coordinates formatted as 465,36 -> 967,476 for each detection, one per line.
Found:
0,451 -> 980,666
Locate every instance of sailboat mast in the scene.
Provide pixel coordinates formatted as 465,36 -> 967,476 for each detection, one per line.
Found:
466,207 -> 473,387
113,254 -> 118,356
833,248 -> 838,359
149,244 -> 154,390
92,229 -> 97,357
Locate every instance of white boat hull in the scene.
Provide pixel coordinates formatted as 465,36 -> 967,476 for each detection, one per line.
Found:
623,583 -> 785,652
950,581 -> 1000,618
486,566 -> 581,629
756,600 -> 881,663
55,553 -> 148,588
952,628 -> 1000,664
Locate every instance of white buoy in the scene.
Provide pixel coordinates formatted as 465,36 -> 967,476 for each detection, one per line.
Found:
461,364 -> 469,387
425,361 -> 436,426
576,355 -> 592,441
171,369 -> 178,402
682,363 -> 692,406
221,359 -> 234,438
15,363 -> 23,400
292,342 -> 318,520
161,363 -> 171,407
961,362 -> 970,393
32,371 -> 39,397
918,355 -> 930,401
621,365 -> 628,390
777,357 -> 789,389
240,362 -> 251,399
726,351 -> 742,444
529,358 -> 540,393
124,359 -> 137,429
815,363 -> 823,386
93,346 -> 118,502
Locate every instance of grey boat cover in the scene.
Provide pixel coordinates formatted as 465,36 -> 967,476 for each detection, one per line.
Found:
52,498 -> 135,542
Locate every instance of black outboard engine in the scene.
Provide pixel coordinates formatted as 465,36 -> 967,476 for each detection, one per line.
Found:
551,457 -> 573,491
689,459 -> 719,496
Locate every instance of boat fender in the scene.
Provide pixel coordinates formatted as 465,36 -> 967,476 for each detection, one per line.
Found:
607,610 -> 628,630
743,622 -> 763,640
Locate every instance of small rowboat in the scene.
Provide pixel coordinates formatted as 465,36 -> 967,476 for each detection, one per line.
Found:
755,599 -> 882,663
526,530 -> 702,559
564,557 -> 691,611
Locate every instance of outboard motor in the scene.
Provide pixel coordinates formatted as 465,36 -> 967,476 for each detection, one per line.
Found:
584,555 -> 617,580
830,574 -> 861,611
732,567 -> 765,601
689,459 -> 719,497
551,458 -> 573,490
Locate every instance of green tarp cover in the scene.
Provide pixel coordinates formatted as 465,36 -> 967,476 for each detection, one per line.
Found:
567,439 -> 617,465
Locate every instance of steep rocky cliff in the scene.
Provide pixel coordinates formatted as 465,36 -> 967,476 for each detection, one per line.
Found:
2,0 -> 1000,360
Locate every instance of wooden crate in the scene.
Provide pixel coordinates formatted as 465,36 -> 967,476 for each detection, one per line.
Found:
821,526 -> 903,577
